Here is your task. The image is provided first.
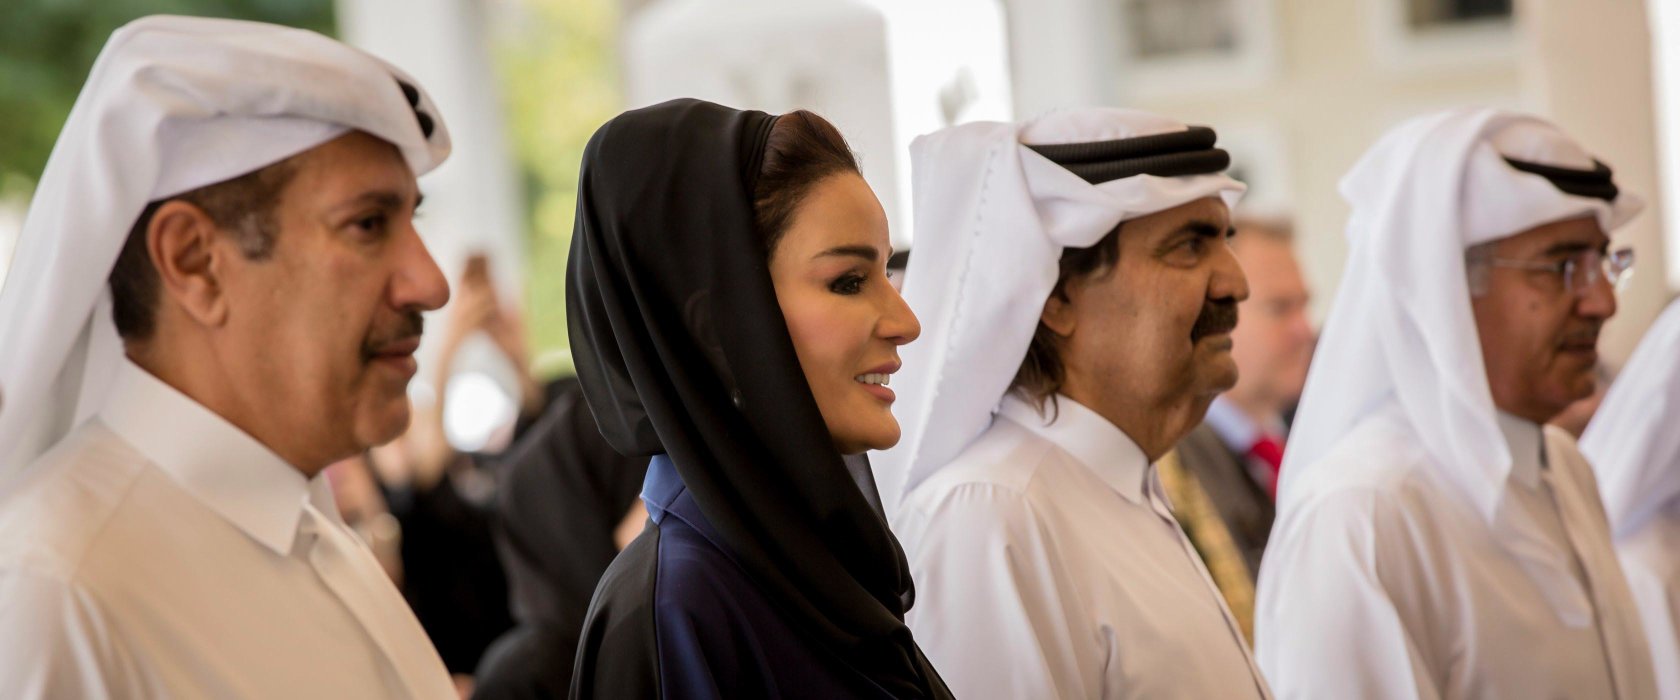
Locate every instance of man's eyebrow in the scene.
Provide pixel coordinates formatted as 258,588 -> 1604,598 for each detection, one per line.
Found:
335,190 -> 419,214
1542,240 -> 1602,257
813,245 -> 880,262
1178,220 -> 1228,238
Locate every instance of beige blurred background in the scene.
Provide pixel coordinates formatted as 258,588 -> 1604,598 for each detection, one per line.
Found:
1,0 -> 1673,413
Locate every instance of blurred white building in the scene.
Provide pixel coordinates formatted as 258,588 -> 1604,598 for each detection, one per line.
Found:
613,0 -> 1671,365
622,0 -> 1015,248
1001,0 -> 1665,366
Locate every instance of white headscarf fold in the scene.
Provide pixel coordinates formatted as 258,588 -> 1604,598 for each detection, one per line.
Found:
876,108 -> 1245,517
1580,298 -> 1680,538
1279,108 -> 1642,523
0,15 -> 451,474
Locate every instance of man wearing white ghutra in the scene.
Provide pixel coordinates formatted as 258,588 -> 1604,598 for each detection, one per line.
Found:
1255,109 -> 1658,699
0,16 -> 458,699
878,108 -> 1271,699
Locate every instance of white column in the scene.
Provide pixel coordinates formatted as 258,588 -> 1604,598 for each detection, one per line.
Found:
997,0 -> 1115,117
623,0 -> 1013,248
1648,0 -> 1680,290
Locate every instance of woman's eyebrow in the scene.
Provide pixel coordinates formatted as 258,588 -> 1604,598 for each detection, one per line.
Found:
812,245 -> 880,262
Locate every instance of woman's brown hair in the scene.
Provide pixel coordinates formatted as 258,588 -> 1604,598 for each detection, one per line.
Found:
752,110 -> 861,255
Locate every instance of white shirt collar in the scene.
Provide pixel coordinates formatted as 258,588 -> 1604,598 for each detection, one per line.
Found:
1495,410 -> 1544,489
998,393 -> 1151,504
96,358 -> 335,555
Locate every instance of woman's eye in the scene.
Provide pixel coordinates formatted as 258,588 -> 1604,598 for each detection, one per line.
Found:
829,273 -> 866,295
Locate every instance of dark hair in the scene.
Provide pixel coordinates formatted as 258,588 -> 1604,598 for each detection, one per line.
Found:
752,110 -> 861,255
108,159 -> 297,340
1009,225 -> 1124,411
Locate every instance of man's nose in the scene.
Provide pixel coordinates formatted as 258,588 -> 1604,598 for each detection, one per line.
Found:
1576,270 -> 1617,321
393,226 -> 451,312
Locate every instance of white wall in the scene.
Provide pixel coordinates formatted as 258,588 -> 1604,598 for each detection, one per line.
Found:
1077,0 -> 1527,326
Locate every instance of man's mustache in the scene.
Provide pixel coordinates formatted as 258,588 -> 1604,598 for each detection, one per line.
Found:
361,310 -> 425,361
1190,299 -> 1239,342
1559,324 -> 1601,349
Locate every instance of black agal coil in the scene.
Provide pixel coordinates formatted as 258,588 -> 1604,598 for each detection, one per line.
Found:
1504,157 -> 1619,202
395,78 -> 437,140
1025,126 -> 1230,184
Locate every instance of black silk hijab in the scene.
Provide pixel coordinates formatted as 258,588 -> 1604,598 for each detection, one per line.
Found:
566,98 -> 948,698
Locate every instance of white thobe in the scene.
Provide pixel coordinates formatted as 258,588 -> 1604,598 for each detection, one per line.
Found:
0,360 -> 456,699
895,394 -> 1271,700
1256,404 -> 1656,699
1617,508 -> 1680,699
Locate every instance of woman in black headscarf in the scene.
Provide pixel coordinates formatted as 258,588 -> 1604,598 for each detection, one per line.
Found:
566,98 -> 950,699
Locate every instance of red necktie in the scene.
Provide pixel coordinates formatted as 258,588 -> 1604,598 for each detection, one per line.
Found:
1248,434 -> 1285,500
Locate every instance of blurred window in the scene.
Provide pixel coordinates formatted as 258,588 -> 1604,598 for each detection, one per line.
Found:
1122,0 -> 1239,59
1407,0 -> 1513,29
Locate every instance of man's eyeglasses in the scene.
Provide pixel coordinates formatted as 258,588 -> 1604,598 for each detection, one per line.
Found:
1470,248 -> 1635,296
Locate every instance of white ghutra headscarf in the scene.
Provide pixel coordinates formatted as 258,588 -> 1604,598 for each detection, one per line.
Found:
0,15 -> 451,475
1580,298 -> 1680,539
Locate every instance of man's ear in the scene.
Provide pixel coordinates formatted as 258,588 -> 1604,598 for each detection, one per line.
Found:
146,200 -> 230,330
1041,285 -> 1078,338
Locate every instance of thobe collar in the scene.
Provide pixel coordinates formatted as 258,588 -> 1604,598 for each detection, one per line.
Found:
998,393 -> 1151,504
96,358 -> 339,555
1495,410 -> 1544,490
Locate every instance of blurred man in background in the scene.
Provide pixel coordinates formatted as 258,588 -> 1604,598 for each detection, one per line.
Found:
1162,218 -> 1313,638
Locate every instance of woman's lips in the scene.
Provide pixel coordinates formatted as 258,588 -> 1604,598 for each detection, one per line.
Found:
859,383 -> 896,403
855,361 -> 900,403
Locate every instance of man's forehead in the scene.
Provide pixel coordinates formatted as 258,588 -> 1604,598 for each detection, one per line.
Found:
296,130 -> 409,169
1129,196 -> 1229,231
1492,214 -> 1608,253
288,132 -> 418,197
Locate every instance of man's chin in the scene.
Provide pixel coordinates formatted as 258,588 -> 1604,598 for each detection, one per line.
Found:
357,402 -> 413,449
1562,375 -> 1599,405
1194,361 -> 1240,397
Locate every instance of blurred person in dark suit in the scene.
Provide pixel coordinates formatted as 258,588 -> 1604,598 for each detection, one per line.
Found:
1163,218 -> 1313,636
